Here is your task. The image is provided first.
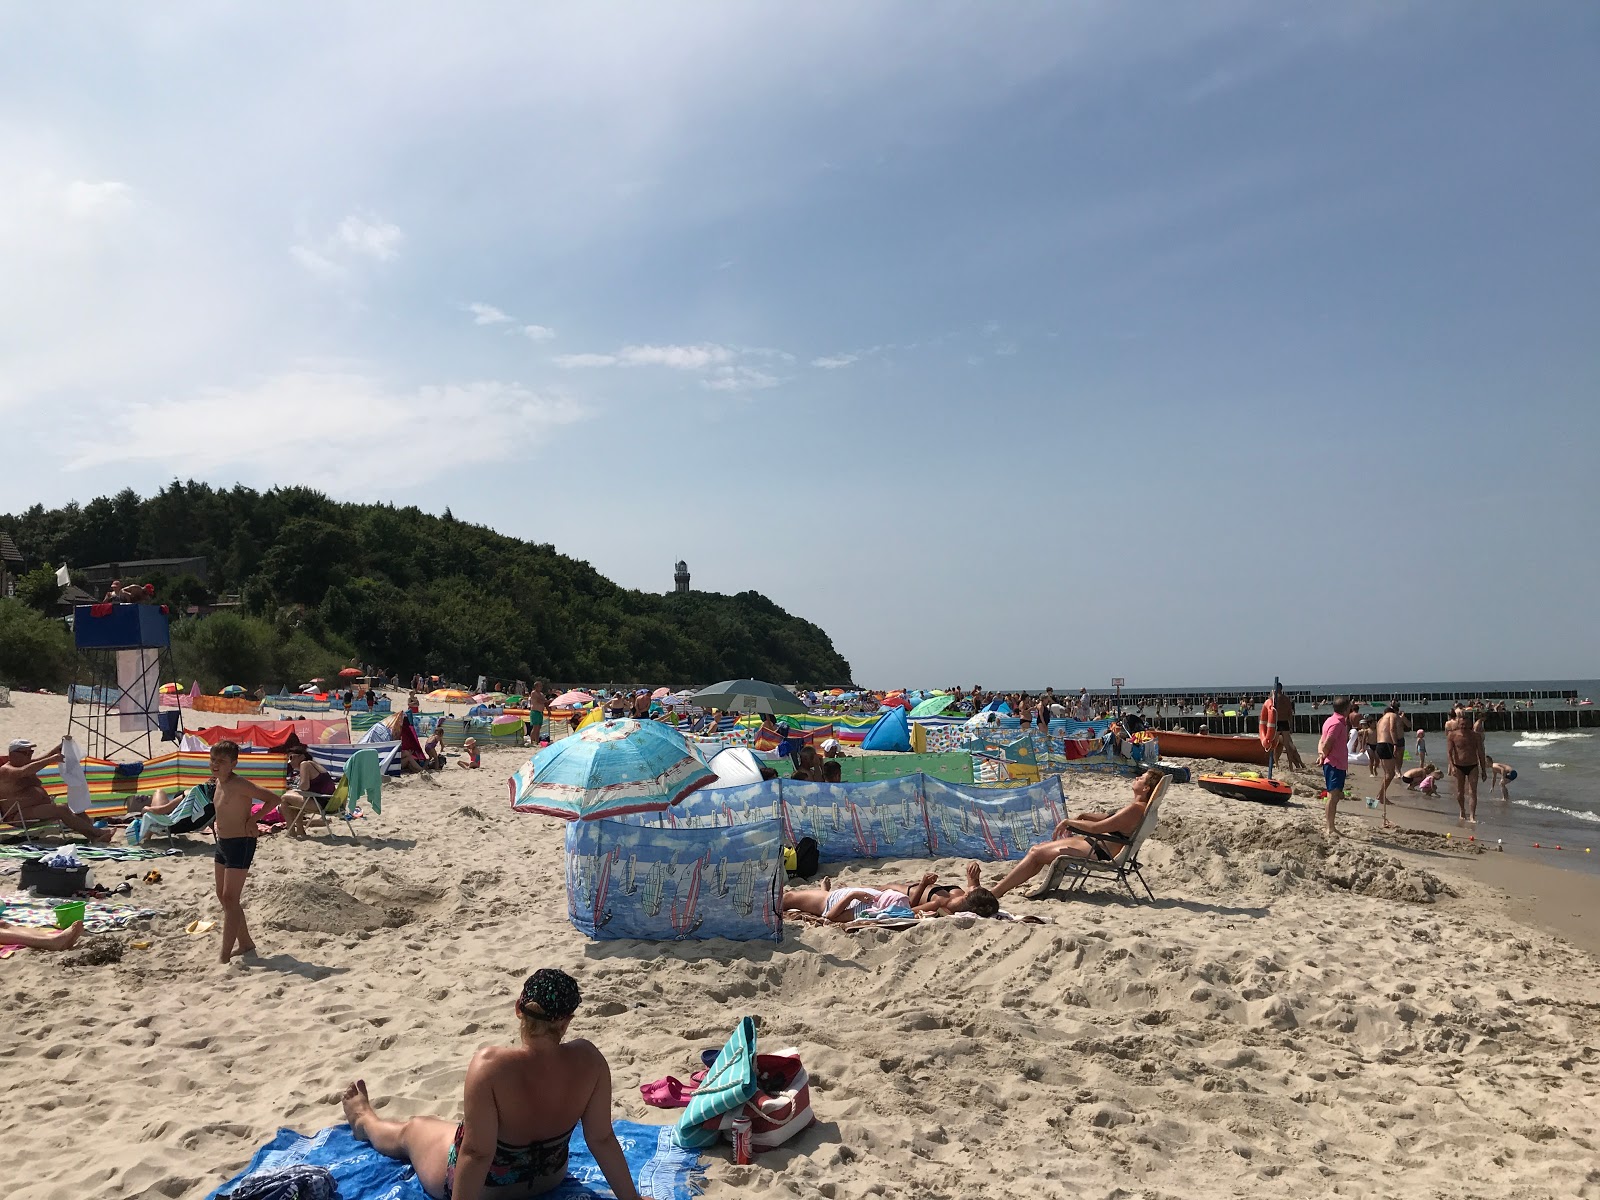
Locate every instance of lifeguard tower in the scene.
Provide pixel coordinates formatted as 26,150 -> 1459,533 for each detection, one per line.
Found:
66,604 -> 181,760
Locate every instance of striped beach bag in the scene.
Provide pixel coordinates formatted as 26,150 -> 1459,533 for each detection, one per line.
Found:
674,1017 -> 814,1152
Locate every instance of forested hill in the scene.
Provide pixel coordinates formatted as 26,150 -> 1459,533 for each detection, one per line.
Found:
2,484 -> 853,686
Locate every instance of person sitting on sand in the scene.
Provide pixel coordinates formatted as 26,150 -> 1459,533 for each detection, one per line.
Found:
1400,762 -> 1437,791
0,738 -> 113,842
343,968 -> 652,1200
459,737 -> 481,769
905,863 -> 1002,918
782,883 -> 914,923
0,918 -> 85,952
986,769 -> 1162,899
277,745 -> 338,837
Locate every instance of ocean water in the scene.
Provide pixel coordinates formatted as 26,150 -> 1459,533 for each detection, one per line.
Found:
1346,726 -> 1600,877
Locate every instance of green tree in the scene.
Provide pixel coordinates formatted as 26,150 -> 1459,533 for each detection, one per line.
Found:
14,566 -> 62,614
0,600 -> 74,689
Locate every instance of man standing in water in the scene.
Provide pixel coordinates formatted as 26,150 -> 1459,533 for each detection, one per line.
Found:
1373,702 -> 1409,827
1316,697 -> 1353,835
1446,706 -> 1483,824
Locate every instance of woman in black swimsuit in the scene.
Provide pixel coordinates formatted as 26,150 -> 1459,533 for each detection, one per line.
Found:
342,969 -> 651,1200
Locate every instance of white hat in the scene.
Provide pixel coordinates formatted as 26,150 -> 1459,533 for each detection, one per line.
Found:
820,738 -> 841,755
8,738 -> 36,753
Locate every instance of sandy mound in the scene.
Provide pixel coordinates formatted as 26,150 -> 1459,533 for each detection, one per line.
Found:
252,871 -> 415,934
1156,812 -> 1455,903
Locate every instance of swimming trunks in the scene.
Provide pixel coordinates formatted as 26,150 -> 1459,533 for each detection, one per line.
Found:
1322,764 -> 1347,795
1450,761 -> 1477,777
1505,769 -> 1517,782
214,836 -> 258,870
1275,720 -> 1291,732
1373,742 -> 1395,761
444,1123 -> 573,1198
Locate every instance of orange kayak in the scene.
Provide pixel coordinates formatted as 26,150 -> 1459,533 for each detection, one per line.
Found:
1198,774 -> 1292,805
1153,730 -> 1270,766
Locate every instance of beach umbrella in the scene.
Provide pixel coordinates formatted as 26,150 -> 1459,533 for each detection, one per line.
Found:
689,679 -> 807,716
651,686 -> 671,699
550,689 -> 595,708
158,682 -> 182,694
910,694 -> 956,718
510,717 -> 714,820
220,685 -> 245,697
338,667 -> 361,678
309,678 -> 325,684
879,695 -> 912,711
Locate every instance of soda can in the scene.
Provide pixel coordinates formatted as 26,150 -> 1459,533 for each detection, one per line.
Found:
731,1116 -> 753,1164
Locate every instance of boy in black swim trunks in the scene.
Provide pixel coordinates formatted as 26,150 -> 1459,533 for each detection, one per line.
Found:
210,740 -> 281,964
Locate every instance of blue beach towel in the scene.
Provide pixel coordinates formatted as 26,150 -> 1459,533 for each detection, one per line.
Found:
675,1016 -> 757,1149
207,1121 -> 703,1200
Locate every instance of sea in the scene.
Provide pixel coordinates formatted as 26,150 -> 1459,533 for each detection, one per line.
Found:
1007,679 -> 1600,878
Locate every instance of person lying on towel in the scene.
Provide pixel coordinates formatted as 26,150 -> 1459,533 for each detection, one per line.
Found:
782,884 -> 914,923
987,769 -> 1161,899
343,968 -> 653,1200
903,862 -> 1001,918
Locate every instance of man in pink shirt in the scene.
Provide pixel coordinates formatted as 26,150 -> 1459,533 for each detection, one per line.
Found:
1317,696 -> 1353,835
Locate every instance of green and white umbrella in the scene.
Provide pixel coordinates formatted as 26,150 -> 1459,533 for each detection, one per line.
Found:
689,679 -> 808,716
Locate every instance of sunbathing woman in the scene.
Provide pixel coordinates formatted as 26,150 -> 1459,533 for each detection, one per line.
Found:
782,884 -> 912,923
904,862 -> 1001,918
343,968 -> 651,1200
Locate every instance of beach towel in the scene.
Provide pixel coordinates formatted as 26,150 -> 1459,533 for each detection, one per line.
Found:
126,782 -> 215,844
341,748 -> 382,815
59,736 -> 92,814
0,893 -> 161,933
206,1122 -> 704,1200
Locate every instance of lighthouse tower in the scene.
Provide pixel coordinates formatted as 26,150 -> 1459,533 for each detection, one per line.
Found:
673,560 -> 690,593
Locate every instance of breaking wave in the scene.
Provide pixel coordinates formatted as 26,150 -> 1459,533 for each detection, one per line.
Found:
1512,798 -> 1600,824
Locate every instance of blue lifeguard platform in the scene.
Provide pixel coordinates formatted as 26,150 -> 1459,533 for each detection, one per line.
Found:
67,604 -> 179,761
72,604 -> 171,650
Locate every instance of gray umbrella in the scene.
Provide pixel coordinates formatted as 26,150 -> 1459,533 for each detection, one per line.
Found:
689,679 -> 809,716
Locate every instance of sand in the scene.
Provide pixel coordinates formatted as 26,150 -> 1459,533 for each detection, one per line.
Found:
2,689 -> 1599,1200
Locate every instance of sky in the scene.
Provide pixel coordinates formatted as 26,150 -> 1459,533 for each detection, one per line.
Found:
2,2 -> 1597,689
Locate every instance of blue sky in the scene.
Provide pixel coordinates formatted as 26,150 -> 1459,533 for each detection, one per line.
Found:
2,3 -> 1596,688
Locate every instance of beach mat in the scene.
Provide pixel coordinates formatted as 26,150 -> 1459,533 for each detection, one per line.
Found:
207,1120 -> 703,1200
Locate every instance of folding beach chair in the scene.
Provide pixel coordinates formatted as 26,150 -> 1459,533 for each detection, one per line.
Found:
1028,774 -> 1169,903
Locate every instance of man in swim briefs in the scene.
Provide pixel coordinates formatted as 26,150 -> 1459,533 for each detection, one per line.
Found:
986,769 -> 1162,898
210,739 -> 283,963
1445,707 -> 1483,824
1373,702 -> 1409,826
1270,682 -> 1306,769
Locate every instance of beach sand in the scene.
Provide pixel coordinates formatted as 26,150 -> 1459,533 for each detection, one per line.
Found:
2,690 -> 1598,1200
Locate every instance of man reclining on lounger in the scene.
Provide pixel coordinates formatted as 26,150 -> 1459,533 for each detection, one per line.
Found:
904,863 -> 1001,918
987,769 -> 1161,899
0,739 -> 113,842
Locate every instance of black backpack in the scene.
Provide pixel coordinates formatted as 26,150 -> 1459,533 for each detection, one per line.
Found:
222,1166 -> 337,1200
790,836 -> 820,880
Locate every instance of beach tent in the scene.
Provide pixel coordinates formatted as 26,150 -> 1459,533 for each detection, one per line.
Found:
861,706 -> 911,753
705,747 -> 767,788
981,699 -> 1012,715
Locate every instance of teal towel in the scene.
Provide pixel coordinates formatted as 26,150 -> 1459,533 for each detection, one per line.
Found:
343,748 -> 383,815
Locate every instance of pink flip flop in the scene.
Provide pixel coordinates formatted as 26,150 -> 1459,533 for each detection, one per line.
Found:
639,1076 -> 694,1108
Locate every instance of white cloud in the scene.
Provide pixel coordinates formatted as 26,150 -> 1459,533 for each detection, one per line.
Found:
521,324 -> 556,341
65,369 -> 585,490
994,341 -> 1018,357
61,179 -> 132,217
335,213 -> 403,261
702,365 -> 779,392
467,301 -> 511,325
292,211 -> 403,280
554,343 -> 737,370
811,353 -> 858,369
553,352 -> 619,368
